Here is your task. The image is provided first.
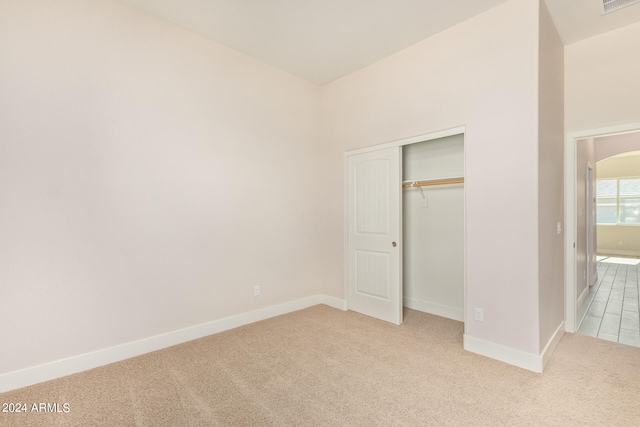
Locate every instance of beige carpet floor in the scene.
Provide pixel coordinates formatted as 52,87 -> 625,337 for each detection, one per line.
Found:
1,305 -> 640,426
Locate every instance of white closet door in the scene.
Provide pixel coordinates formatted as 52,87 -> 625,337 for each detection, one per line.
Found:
347,147 -> 402,325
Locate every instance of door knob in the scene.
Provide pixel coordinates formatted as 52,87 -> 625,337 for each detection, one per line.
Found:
392,241 -> 397,247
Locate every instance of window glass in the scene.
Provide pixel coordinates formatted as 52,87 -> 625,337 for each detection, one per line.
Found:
596,178 -> 640,225
596,179 -> 618,225
596,179 -> 617,198
619,179 -> 640,224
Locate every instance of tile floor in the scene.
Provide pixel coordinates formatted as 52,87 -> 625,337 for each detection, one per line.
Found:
578,257 -> 640,347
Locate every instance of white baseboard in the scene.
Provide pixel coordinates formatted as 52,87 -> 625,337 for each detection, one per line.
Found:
464,319 -> 565,374
404,297 -> 464,322
463,334 -> 544,373
321,294 -> 348,311
577,284 -> 590,312
0,294 -> 345,393
599,249 -> 640,257
541,321 -> 565,371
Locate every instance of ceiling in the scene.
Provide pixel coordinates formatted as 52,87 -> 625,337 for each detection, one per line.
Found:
116,0 -> 640,85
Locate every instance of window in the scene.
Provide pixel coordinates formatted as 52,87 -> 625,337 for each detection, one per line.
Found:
596,178 -> 640,225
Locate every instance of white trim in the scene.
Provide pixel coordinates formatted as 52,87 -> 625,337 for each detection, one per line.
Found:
597,249 -> 640,257
541,321 -> 565,371
463,132 -> 467,327
565,130 -> 577,332
321,295 -> 348,311
343,155 -> 350,314
403,297 -> 464,322
565,122 -> 640,333
0,295 -> 345,393
577,283 -> 590,313
463,334 -> 544,373
344,126 -> 466,157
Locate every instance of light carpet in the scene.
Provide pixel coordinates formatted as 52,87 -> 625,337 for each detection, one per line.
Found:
1,305 -> 639,426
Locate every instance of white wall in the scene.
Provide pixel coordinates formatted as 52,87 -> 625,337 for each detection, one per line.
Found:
595,132 -> 640,162
0,0 -> 321,376
597,226 -> 640,257
565,21 -> 640,133
537,0 -> 565,352
598,153 -> 640,178
321,0 -> 543,357
403,135 -> 464,321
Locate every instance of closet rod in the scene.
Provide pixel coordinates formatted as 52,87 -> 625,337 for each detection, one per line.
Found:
402,178 -> 464,188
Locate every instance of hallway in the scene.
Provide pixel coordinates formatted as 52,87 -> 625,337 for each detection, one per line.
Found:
578,257 -> 640,347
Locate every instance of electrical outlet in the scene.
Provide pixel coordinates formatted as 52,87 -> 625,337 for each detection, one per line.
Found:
254,285 -> 260,297
474,308 -> 484,322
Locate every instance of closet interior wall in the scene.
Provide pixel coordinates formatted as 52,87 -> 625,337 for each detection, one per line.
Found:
402,134 -> 465,321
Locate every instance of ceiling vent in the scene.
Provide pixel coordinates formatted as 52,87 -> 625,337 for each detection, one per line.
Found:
600,0 -> 640,14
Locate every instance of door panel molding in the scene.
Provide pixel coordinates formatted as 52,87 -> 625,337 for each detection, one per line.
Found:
347,147 -> 401,324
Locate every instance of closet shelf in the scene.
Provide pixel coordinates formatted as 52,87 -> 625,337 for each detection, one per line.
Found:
402,177 -> 464,188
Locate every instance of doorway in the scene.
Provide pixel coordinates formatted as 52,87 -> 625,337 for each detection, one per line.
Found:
565,123 -> 640,333
402,135 -> 465,321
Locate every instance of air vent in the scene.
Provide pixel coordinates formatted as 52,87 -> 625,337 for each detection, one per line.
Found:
601,0 -> 640,14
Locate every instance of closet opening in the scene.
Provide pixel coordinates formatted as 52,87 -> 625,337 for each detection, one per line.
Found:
402,134 -> 465,322
345,128 -> 465,326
